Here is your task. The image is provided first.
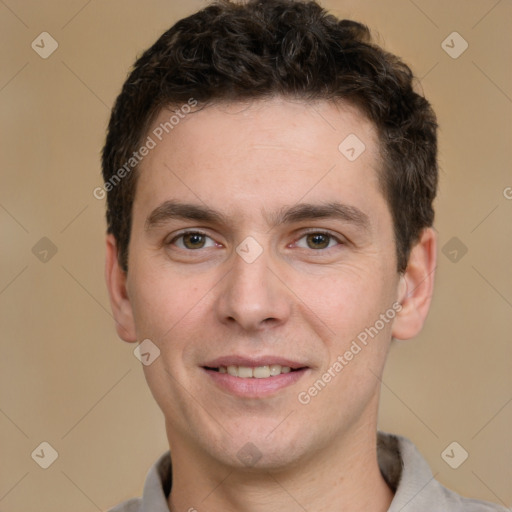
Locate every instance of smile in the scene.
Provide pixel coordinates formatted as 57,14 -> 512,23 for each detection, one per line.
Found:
202,358 -> 309,397
207,364 -> 296,378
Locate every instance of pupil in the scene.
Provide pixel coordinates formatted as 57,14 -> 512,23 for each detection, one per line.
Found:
307,233 -> 329,249
184,233 -> 205,249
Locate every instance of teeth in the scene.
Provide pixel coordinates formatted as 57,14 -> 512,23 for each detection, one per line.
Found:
219,364 -> 293,378
270,364 -> 281,376
238,366 -> 253,378
253,366 -> 270,378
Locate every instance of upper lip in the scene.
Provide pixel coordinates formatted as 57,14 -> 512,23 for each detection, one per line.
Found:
203,356 -> 309,369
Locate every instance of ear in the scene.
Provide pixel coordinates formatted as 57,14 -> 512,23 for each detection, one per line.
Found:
392,228 -> 437,340
105,234 -> 137,343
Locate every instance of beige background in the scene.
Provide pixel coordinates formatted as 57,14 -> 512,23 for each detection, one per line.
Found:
1,0 -> 511,510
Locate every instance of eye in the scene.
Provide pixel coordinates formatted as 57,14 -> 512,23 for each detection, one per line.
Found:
295,232 -> 341,250
171,231 -> 217,250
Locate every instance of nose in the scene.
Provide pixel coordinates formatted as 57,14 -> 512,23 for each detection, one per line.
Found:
214,248 -> 292,332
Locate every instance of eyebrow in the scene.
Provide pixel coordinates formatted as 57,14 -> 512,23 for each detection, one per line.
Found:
145,201 -> 226,231
145,200 -> 370,232
272,202 -> 370,231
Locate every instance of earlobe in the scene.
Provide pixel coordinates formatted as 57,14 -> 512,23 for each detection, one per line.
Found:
392,228 -> 437,340
104,234 -> 138,343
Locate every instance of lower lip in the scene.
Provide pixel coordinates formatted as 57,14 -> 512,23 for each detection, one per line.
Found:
203,368 -> 309,398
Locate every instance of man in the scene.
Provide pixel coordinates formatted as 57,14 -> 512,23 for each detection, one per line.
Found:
101,1 -> 506,510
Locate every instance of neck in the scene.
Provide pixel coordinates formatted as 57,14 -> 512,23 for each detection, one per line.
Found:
167,423 -> 393,512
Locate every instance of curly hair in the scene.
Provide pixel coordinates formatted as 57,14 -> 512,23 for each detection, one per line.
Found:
102,0 -> 438,273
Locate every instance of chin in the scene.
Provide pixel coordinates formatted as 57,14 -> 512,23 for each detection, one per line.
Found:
206,424 -> 312,472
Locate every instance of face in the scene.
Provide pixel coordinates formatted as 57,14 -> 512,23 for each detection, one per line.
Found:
106,98 -> 434,471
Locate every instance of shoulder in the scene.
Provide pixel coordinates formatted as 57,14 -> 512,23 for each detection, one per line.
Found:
106,497 -> 142,512
437,484 -> 509,511
106,451 -> 172,512
379,432 -> 508,512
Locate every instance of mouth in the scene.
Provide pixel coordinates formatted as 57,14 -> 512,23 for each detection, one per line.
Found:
203,364 -> 303,378
201,357 -> 310,397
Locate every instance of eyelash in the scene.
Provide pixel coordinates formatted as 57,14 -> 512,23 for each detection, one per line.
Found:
292,230 -> 344,250
167,230 -> 344,251
167,230 -> 216,249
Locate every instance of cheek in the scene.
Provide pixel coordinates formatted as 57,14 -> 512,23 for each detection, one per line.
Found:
128,266 -> 185,339
290,262 -> 395,337
128,263 -> 219,348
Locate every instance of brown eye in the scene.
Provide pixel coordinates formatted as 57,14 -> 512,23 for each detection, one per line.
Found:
182,233 -> 206,249
172,232 -> 216,250
305,233 -> 331,249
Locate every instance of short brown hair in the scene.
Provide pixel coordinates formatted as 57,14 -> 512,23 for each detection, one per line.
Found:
102,0 -> 438,272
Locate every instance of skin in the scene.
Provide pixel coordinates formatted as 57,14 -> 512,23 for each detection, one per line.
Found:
105,98 -> 436,512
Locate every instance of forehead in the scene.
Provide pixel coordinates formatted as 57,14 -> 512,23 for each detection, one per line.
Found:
134,98 -> 384,221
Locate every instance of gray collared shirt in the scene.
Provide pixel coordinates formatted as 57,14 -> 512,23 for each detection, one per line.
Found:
108,432 -> 507,511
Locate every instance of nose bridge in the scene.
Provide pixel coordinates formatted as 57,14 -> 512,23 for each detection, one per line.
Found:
216,244 -> 290,330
